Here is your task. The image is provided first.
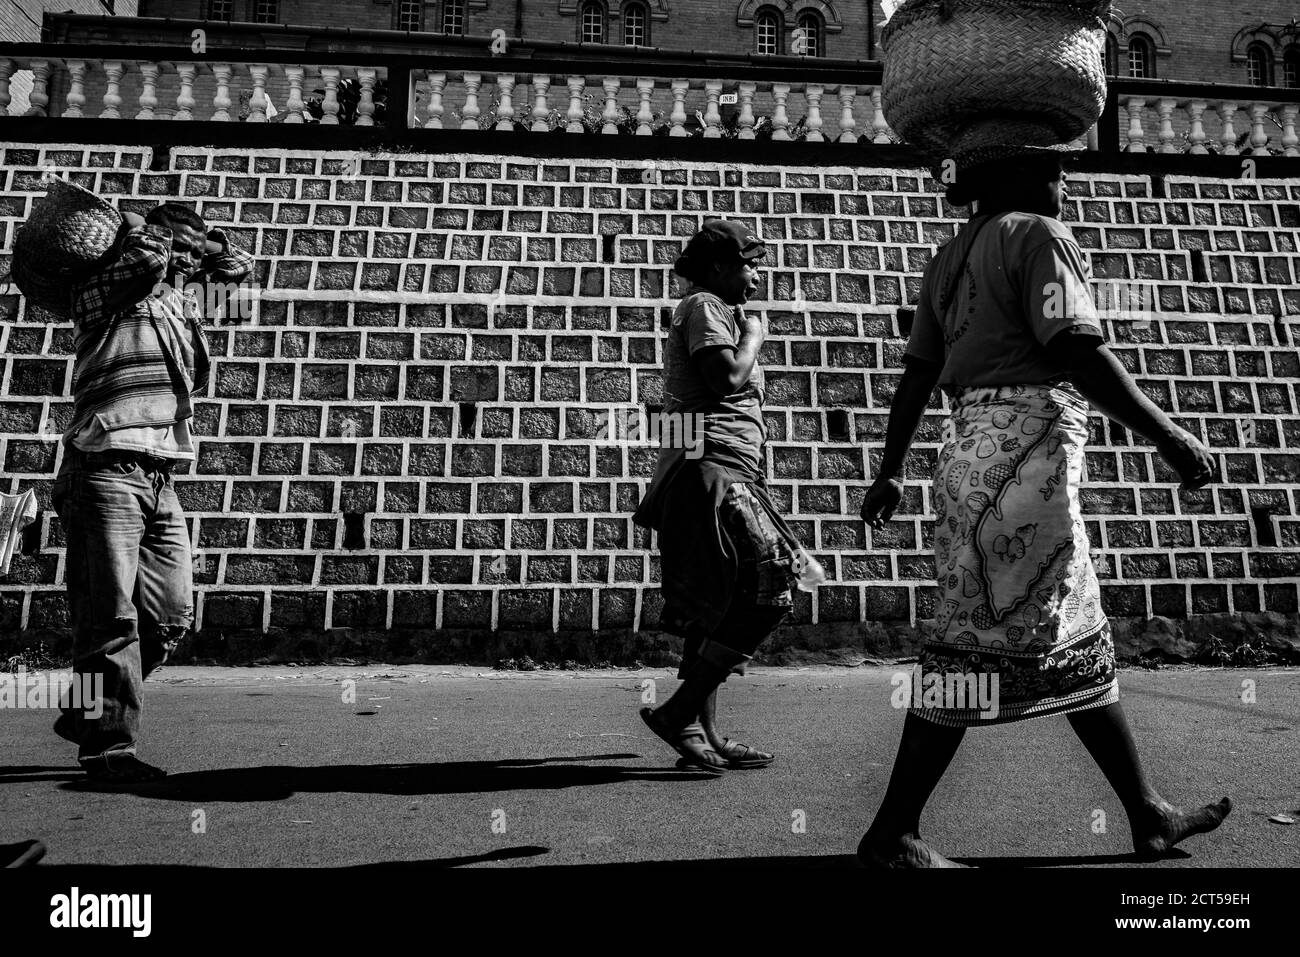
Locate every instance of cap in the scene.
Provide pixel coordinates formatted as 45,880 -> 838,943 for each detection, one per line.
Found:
682,219 -> 767,263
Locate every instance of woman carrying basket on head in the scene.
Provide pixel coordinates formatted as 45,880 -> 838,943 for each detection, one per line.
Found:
856,147 -> 1232,867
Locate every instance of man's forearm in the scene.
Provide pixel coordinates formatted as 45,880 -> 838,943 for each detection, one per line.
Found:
1066,345 -> 1177,446
877,361 -> 940,479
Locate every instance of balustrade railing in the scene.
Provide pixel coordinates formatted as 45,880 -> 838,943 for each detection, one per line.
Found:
4,43 -> 1300,160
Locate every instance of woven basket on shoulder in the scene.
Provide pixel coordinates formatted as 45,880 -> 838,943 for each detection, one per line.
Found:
881,0 -> 1111,161
11,177 -> 122,315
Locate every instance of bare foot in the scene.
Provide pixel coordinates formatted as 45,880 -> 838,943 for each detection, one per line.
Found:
857,832 -> 968,868
1132,797 -> 1232,860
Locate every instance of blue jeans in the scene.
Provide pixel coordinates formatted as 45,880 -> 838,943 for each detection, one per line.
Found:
51,448 -> 194,763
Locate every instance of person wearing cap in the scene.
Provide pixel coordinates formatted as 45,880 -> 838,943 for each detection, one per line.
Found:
633,219 -> 810,774
856,148 -> 1232,865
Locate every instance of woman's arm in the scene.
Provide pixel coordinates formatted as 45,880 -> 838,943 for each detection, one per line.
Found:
861,355 -> 942,527
1047,331 -> 1216,489
694,308 -> 765,395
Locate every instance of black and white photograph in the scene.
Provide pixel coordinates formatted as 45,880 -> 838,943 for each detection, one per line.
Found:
0,0 -> 1295,940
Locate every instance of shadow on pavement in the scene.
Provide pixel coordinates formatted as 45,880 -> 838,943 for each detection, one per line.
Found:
55,753 -> 718,800
0,766 -> 83,784
952,850 -> 1186,867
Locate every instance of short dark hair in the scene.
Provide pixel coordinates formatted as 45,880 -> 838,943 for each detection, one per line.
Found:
968,154 -> 1065,204
146,202 -> 206,234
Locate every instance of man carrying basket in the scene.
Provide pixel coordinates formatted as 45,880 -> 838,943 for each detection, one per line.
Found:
18,186 -> 254,784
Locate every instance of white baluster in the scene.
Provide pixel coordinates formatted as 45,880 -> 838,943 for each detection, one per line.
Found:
1217,101 -> 1239,154
211,63 -> 233,121
319,67 -> 341,125
601,76 -> 620,134
355,67 -> 376,126
174,62 -> 197,121
870,86 -> 891,143
1281,104 -> 1299,157
100,60 -> 124,120
1249,102 -> 1271,155
530,74 -> 550,131
0,58 -> 13,116
461,72 -> 483,129
836,84 -> 858,143
737,80 -> 756,139
770,82 -> 790,140
247,64 -> 269,122
423,70 -> 446,128
804,83 -> 824,142
1185,100 -> 1207,154
282,65 -> 305,123
668,79 -> 689,136
135,61 -> 159,120
64,59 -> 88,118
1122,96 -> 1147,152
24,59 -> 50,117
702,79 -> 722,138
635,77 -> 654,135
1156,97 -> 1177,153
495,73 -> 517,130
565,75 -> 585,132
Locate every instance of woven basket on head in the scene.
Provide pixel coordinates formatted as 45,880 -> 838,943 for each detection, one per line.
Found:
881,0 -> 1112,162
11,178 -> 121,315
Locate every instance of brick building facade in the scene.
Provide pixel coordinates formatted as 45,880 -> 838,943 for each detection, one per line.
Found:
108,1 -> 1300,86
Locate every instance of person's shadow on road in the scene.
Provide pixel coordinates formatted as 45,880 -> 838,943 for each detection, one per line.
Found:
54,753 -> 718,801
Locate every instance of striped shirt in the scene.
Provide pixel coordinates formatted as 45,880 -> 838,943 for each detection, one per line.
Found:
65,223 -> 253,452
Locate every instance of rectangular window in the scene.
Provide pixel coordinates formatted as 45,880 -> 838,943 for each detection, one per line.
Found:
581,6 -> 605,43
398,0 -> 422,31
1128,47 -> 1148,78
443,0 -> 465,35
206,0 -> 233,19
756,17 -> 778,55
624,6 -> 646,46
254,0 -> 279,25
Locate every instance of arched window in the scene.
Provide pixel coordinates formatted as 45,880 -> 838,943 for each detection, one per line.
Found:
1104,32 -> 1118,74
623,2 -> 648,46
253,0 -> 279,24
1247,43 -> 1274,86
206,0 -> 233,20
755,8 -> 782,55
580,1 -> 606,43
1285,48 -> 1300,88
1127,36 -> 1154,78
397,0 -> 422,31
442,0 -> 466,36
795,11 -> 823,57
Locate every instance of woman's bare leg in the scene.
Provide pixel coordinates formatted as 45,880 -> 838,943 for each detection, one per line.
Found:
1067,701 -> 1232,859
859,711 -> 968,867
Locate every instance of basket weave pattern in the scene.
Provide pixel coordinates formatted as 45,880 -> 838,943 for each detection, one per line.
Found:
881,0 -> 1111,161
11,178 -> 121,313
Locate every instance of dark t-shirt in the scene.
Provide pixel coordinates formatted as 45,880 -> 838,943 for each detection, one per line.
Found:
662,286 -> 766,474
906,211 -> 1103,388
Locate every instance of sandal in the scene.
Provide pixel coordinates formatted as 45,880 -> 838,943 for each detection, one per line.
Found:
715,738 -> 775,769
640,708 -> 728,775
678,738 -> 775,770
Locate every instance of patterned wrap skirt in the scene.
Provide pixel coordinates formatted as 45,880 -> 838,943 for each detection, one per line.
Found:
913,383 -> 1119,727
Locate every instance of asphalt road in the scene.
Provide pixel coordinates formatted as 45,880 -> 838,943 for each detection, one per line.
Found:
2,665 -> 1297,868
